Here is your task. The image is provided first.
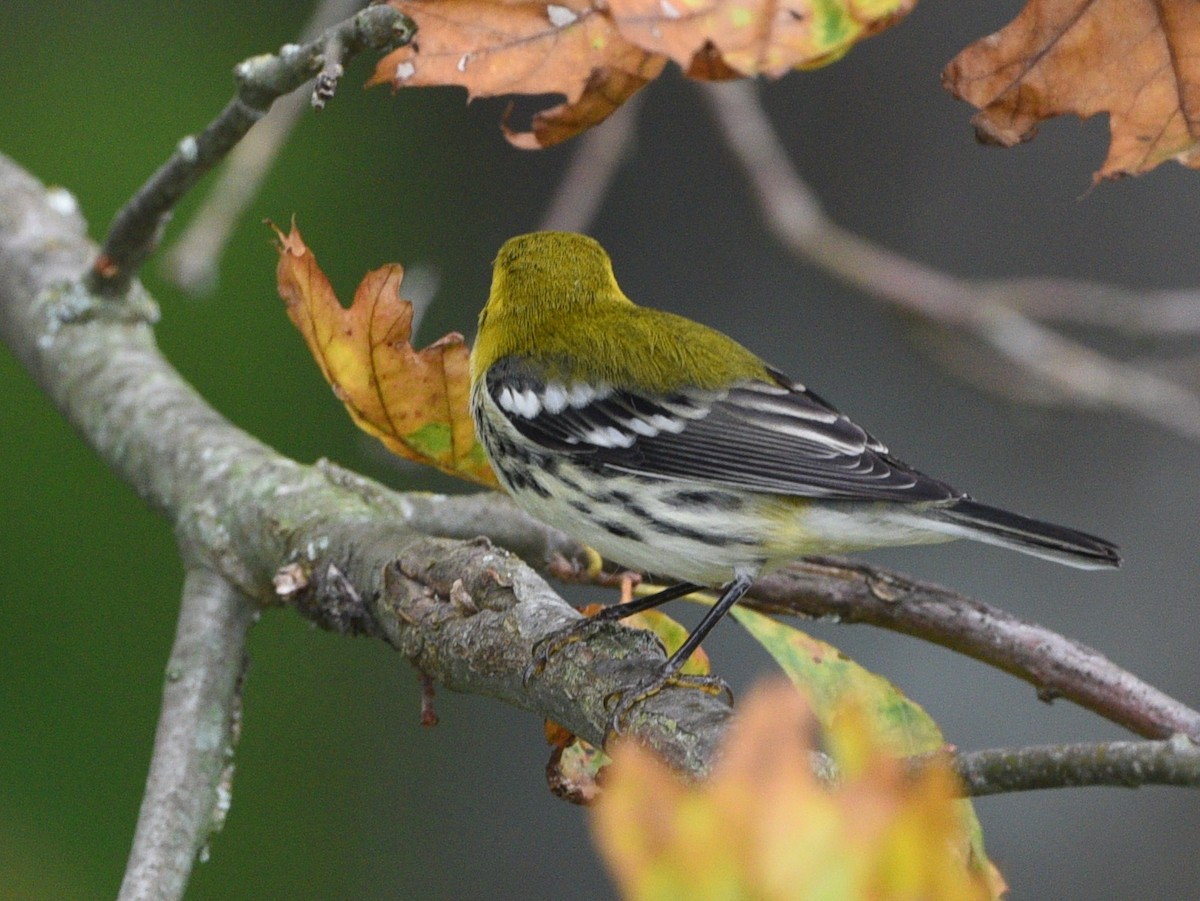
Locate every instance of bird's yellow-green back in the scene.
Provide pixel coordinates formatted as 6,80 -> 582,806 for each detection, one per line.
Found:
471,231 -> 770,393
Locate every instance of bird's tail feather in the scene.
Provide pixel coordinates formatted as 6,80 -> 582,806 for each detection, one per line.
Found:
924,498 -> 1120,570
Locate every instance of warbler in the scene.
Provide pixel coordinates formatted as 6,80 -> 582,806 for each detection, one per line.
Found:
470,232 -> 1119,710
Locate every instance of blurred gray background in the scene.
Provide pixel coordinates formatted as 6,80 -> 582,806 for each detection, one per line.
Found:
2,0 -> 1197,897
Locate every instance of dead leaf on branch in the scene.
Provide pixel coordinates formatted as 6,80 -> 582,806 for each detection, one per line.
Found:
371,0 -> 915,147
272,222 -> 499,488
367,0 -> 662,147
608,0 -> 916,79
368,0 -> 646,102
944,0 -> 1200,180
501,60 -> 667,149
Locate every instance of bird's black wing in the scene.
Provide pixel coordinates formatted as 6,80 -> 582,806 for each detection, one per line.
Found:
485,356 -> 960,503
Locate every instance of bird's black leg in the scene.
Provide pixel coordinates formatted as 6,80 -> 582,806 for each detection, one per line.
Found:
524,581 -> 705,683
605,572 -> 755,736
586,581 -> 706,621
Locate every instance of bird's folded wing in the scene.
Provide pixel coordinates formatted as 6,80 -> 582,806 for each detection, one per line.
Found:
486,356 -> 961,503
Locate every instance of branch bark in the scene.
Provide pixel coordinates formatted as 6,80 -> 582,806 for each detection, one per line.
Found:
0,152 -> 728,775
161,0 -> 369,295
745,558 -> 1200,742
951,735 -> 1200,796
118,569 -> 255,901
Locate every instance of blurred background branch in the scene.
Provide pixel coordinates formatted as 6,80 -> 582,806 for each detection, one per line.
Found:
703,80 -> 1200,442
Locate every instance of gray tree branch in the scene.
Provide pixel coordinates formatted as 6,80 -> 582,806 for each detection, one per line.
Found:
0,152 -> 729,777
951,734 -> 1200,796
118,569 -> 255,901
161,0 -> 368,295
745,558 -> 1200,742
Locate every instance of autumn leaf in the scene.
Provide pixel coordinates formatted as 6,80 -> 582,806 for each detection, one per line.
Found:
944,0 -> 1200,180
502,60 -> 667,149
370,0 -> 641,101
608,0 -> 916,79
593,681 -> 1004,900
371,0 -> 914,147
729,604 -> 1001,885
272,222 -> 499,488
547,735 -> 611,804
369,0 -> 665,147
731,605 -> 941,757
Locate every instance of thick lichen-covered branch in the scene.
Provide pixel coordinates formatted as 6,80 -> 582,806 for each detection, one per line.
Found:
0,152 -> 728,775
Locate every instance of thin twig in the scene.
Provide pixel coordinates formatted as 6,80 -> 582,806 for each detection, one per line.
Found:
745,557 -> 1200,742
949,734 -> 1200,796
161,0 -> 366,295
703,80 -> 1200,442
118,569 -> 256,901
88,4 -> 414,297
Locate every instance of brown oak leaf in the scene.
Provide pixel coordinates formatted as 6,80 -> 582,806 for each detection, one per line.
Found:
371,0 -> 665,147
502,59 -> 667,148
372,0 -> 913,147
608,0 -> 916,78
944,0 -> 1200,180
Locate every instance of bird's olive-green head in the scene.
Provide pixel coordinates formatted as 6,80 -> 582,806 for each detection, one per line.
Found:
471,231 -> 770,392
486,232 -> 624,317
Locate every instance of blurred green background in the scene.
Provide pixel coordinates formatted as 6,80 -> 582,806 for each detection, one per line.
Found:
3,1 -> 1199,898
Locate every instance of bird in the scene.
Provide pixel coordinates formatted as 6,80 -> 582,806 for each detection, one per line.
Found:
469,231 -> 1120,722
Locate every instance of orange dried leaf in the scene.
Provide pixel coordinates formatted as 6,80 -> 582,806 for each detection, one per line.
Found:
371,0 -> 631,102
371,0 -> 664,146
593,681 -> 1003,900
944,0 -> 1200,180
273,222 -> 499,488
372,0 -> 911,146
503,60 -> 667,148
545,719 -> 578,748
609,0 -> 916,78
